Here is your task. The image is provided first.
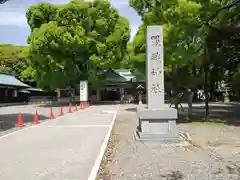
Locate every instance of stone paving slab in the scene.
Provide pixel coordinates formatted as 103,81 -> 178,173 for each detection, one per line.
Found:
0,104 -> 119,180
0,104 -> 79,129
40,112 -> 114,126
85,104 -> 120,114
0,104 -> 70,121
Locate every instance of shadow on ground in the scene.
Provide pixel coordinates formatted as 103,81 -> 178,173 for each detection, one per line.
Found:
41,101 -> 135,108
125,107 -> 137,112
91,101 -> 122,105
124,103 -> 240,126
39,102 -> 72,108
179,104 -> 240,126
0,113 -> 48,131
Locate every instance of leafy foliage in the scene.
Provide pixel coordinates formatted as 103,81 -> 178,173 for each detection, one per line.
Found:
26,0 -> 130,90
127,0 -> 240,119
0,44 -> 33,81
128,0 -> 240,94
128,0 -> 206,93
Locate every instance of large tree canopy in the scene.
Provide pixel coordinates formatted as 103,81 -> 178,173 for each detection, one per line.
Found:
128,0 -> 240,92
127,0 -> 240,118
0,44 -> 33,80
0,44 -> 34,82
128,0 -> 207,89
26,0 -> 130,90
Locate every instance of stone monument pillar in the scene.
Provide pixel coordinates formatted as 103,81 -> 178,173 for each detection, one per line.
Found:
136,25 -> 179,142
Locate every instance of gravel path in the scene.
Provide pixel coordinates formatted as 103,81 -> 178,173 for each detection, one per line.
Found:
97,104 -> 240,180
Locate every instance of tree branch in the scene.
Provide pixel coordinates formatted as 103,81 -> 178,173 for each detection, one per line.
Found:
204,0 -> 240,42
193,45 -> 203,54
0,0 -> 9,4
207,0 -> 240,24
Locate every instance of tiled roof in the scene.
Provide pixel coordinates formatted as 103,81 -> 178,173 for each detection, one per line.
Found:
19,89 -> 30,93
26,88 -> 43,92
0,73 -> 30,87
112,69 -> 136,82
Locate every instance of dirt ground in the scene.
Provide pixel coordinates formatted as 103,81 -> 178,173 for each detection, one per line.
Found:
97,103 -> 240,180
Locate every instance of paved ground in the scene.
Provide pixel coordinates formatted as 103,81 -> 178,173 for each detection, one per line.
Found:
98,103 -> 240,180
0,104 -> 119,180
0,104 -> 80,136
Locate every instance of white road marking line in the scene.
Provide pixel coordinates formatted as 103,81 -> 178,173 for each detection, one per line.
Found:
32,125 -> 110,128
101,110 -> 117,114
0,107 -> 115,140
88,104 -> 120,180
0,126 -> 34,140
0,112 -> 68,140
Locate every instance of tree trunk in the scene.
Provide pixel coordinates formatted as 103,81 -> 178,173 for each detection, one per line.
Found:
187,89 -> 193,121
209,72 -> 216,101
174,91 -> 179,116
174,103 -> 179,110
174,102 -> 179,117
204,45 -> 209,120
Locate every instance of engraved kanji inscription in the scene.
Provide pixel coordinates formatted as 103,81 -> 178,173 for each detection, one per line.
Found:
147,26 -> 165,108
80,84 -> 85,90
150,35 -> 161,46
151,84 -> 163,94
151,68 -> 162,76
150,52 -> 161,61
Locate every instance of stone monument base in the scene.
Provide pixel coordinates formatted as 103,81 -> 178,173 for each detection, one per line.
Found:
136,106 -> 179,143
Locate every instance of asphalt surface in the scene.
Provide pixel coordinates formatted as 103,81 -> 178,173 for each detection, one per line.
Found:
0,104 -> 119,180
0,104 -> 72,124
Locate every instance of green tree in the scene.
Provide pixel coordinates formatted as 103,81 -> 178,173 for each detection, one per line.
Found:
26,0 -> 130,91
129,0 -> 205,118
19,46 -> 36,82
129,0 -> 204,77
0,44 -> 33,81
207,1 -> 240,100
128,0 -> 240,119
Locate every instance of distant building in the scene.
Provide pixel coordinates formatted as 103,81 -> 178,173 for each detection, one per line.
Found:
57,68 -> 145,103
89,68 -> 145,103
94,68 -> 137,102
0,72 -> 30,103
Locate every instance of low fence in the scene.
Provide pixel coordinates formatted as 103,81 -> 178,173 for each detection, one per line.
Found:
28,96 -> 57,104
0,102 -> 28,107
58,96 -> 79,103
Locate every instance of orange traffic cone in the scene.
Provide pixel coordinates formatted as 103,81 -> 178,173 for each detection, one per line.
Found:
75,104 -> 78,111
68,104 -> 72,113
80,102 -> 83,109
85,102 -> 89,108
60,107 -> 64,116
83,102 -> 88,108
17,112 -> 24,127
82,102 -> 86,109
50,108 -> 55,119
34,110 -> 39,124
